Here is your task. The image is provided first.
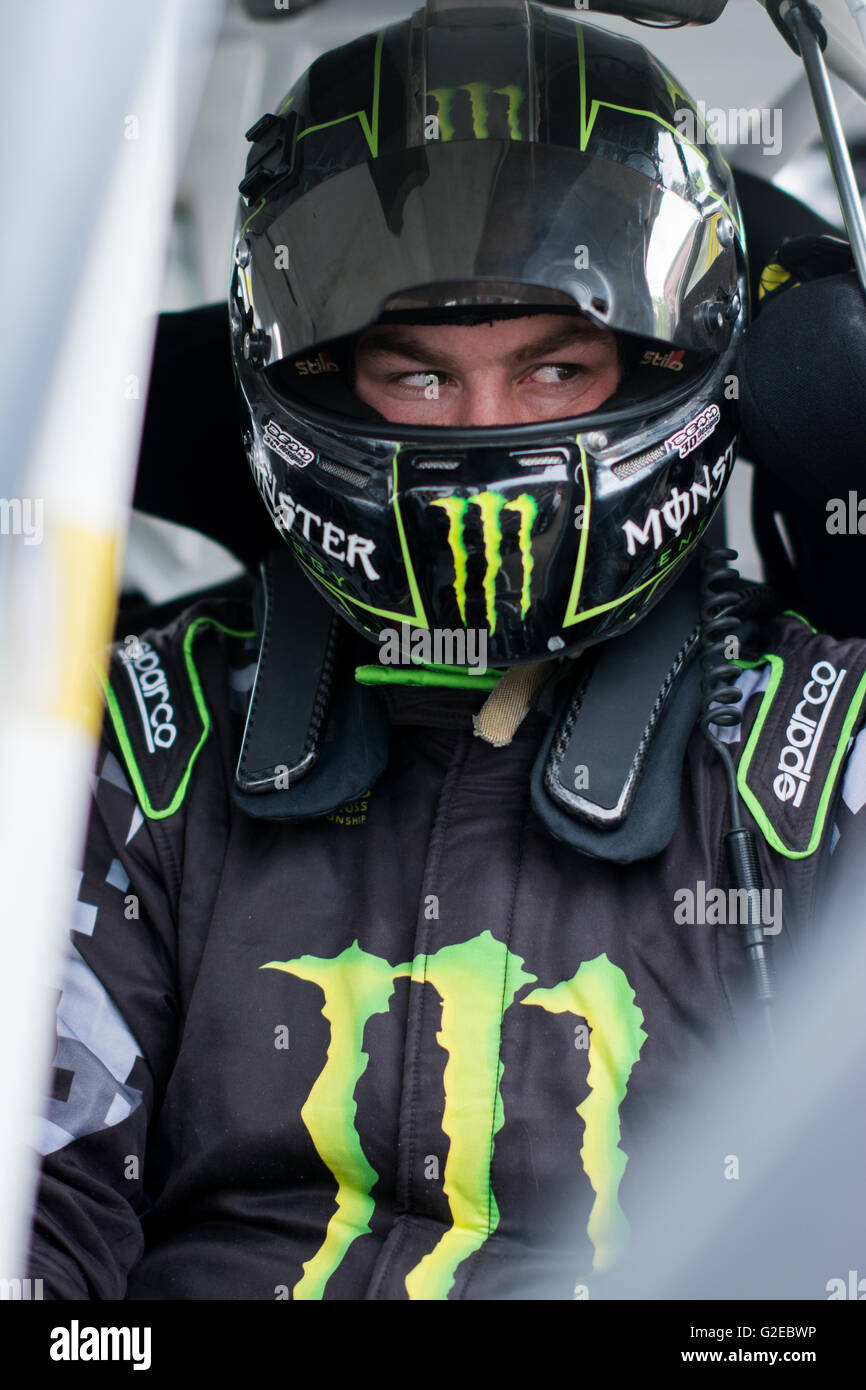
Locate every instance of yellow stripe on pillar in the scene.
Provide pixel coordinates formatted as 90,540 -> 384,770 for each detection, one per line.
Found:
50,525 -> 119,737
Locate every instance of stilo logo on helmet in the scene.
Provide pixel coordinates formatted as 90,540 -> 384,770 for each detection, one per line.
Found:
229,3 -> 748,664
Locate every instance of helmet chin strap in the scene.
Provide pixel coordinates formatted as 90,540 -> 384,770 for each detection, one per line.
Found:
472,662 -> 554,747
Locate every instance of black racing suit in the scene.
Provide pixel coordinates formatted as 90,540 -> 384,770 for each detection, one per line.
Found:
26,559 -> 866,1300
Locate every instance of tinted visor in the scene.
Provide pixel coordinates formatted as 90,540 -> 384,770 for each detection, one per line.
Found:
238,140 -> 740,364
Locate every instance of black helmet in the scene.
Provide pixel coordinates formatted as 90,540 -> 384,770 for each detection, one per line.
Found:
229,1 -> 747,666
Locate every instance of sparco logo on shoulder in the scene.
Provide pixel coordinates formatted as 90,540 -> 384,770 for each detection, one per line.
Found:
773,660 -> 845,807
119,638 -> 177,751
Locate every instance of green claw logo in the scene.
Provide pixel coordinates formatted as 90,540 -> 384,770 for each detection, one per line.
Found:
428,84 -> 526,142
432,492 -> 538,633
263,934 -> 646,1300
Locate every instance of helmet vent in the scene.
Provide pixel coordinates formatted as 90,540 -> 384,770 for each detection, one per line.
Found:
612,444 -> 668,480
410,458 -> 463,471
513,452 -> 564,469
316,457 -> 370,489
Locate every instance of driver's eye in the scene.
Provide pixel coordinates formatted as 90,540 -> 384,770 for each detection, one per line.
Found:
397,369 -> 453,391
398,371 -> 450,389
528,364 -> 583,384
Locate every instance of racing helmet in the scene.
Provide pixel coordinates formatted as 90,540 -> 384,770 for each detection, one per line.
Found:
229,0 -> 748,666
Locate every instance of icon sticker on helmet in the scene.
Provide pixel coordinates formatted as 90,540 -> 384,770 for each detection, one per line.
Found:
263,419 -> 316,468
663,404 -> 721,461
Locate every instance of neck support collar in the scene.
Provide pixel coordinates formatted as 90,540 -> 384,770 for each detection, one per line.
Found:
530,568 -> 704,862
233,548 -> 389,821
233,548 -> 727,861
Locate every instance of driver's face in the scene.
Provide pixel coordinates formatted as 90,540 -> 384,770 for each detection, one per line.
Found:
353,312 -> 621,426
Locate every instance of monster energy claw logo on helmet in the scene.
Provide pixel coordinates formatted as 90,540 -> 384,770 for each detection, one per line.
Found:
432,492 -> 538,633
427,83 -> 527,142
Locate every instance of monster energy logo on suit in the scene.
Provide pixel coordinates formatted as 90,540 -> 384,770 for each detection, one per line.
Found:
432,492 -> 538,632
262,933 -> 645,1300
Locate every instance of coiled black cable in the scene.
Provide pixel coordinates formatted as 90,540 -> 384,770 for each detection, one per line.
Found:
699,546 -> 776,1049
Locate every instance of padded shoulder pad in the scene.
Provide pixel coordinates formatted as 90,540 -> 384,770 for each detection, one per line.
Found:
99,598 -> 256,821
736,613 -> 866,858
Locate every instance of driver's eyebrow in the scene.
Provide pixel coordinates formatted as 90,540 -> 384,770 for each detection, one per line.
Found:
356,332 -> 454,369
356,321 -> 602,369
509,322 -> 602,361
